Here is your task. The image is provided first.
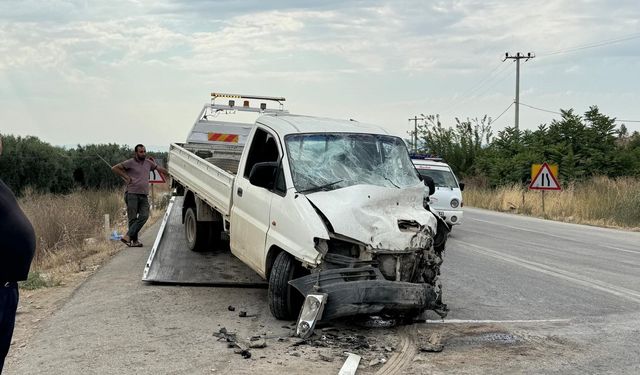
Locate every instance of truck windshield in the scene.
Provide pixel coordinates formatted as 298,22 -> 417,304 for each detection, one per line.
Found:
417,169 -> 459,189
285,133 -> 420,193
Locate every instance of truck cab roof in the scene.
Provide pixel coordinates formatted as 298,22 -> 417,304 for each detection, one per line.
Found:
257,114 -> 391,137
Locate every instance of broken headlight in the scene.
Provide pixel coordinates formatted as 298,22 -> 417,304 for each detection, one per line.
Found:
296,293 -> 328,339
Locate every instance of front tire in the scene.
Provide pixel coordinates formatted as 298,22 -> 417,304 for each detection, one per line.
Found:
184,207 -> 211,252
268,252 -> 305,320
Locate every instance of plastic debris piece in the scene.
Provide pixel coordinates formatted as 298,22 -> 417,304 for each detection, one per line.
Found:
339,352 -> 361,375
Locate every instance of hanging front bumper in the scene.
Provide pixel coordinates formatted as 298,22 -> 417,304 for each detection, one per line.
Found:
289,266 -> 439,321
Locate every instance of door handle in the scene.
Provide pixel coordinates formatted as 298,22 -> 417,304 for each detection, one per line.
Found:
237,187 -> 243,197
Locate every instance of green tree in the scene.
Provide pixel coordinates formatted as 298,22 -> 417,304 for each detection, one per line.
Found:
0,135 -> 74,195
416,114 -> 492,177
68,144 -> 133,189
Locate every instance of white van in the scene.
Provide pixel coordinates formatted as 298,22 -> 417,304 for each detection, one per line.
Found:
412,157 -> 464,226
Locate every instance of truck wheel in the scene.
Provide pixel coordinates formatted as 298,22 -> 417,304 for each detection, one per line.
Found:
184,207 -> 211,252
268,252 -> 305,320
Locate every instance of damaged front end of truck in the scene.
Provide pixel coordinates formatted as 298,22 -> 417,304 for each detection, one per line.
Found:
284,132 -> 450,337
291,184 -> 449,337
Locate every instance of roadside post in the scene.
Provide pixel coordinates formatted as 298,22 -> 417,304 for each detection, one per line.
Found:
528,162 -> 561,217
104,214 -> 110,241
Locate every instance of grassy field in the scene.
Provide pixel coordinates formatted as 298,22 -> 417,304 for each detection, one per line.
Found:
464,176 -> 640,230
18,186 -> 170,288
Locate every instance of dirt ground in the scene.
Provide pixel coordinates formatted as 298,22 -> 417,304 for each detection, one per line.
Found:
7,206 -> 166,363
10,244 -> 122,356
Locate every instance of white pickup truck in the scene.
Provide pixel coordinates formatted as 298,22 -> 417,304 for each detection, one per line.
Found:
146,93 -> 449,330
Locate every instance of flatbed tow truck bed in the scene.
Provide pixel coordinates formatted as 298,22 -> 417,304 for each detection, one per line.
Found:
142,196 -> 266,287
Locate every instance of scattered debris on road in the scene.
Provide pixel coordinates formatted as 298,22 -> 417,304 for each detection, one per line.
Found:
213,327 -> 259,359
418,332 -> 444,352
227,305 -> 235,311
213,327 -> 236,343
213,322 -> 399,366
233,347 -> 251,359
369,357 -> 387,367
249,339 -> 267,349
318,352 -> 333,362
355,315 -> 396,328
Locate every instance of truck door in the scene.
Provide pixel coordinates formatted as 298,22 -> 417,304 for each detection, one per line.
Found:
230,127 -> 281,275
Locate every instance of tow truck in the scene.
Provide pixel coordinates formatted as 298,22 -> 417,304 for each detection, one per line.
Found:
143,92 -> 449,337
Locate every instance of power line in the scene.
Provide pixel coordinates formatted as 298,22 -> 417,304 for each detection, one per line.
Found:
519,102 -> 561,115
538,32 -> 640,58
439,60 -> 504,109
466,63 -> 514,101
439,61 -> 513,115
520,102 -> 640,123
429,32 -> 640,123
488,102 -> 514,125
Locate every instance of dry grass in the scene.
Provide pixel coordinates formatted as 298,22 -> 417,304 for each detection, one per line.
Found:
18,185 -> 171,287
464,176 -> 640,230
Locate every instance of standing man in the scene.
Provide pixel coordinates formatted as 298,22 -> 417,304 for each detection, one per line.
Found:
112,144 -> 167,247
0,134 -> 36,373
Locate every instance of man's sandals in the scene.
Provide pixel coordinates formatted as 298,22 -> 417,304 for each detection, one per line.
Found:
120,237 -> 143,247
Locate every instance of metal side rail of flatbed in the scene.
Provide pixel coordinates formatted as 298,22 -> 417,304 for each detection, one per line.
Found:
142,195 -> 267,287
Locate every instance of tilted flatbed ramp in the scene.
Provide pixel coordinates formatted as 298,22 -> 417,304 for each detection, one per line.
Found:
142,196 -> 267,287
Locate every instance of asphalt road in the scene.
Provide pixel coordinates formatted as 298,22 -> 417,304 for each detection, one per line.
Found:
440,208 -> 640,373
6,207 -> 640,374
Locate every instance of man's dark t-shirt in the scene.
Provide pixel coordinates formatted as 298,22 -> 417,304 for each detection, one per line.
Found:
0,179 -> 35,281
122,158 -> 157,195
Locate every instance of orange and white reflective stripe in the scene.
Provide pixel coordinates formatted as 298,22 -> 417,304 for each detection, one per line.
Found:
207,133 -> 239,143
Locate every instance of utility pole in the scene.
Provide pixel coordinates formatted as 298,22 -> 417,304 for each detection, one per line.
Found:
504,52 -> 535,133
408,115 -> 426,153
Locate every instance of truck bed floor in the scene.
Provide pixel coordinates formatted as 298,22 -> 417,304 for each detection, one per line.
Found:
142,196 -> 267,287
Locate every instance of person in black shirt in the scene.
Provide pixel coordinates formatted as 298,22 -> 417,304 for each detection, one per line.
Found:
0,135 -> 36,373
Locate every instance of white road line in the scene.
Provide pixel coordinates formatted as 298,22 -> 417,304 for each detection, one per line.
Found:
460,227 -> 640,267
423,319 -> 571,324
601,244 -> 640,255
468,217 -> 640,255
456,240 -> 640,304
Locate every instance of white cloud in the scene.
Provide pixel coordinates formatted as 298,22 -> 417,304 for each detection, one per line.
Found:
1,0 -> 640,145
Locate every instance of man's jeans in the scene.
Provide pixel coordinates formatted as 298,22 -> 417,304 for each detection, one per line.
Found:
124,193 -> 150,241
1,282 -> 18,374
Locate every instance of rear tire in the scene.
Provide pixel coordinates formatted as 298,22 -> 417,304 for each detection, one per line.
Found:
268,252 -> 305,320
184,207 -> 211,252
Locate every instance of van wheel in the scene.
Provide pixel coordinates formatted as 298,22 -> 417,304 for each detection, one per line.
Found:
269,252 -> 305,320
184,207 -> 211,252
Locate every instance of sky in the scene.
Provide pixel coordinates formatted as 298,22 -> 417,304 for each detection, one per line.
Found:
1,0 -> 639,150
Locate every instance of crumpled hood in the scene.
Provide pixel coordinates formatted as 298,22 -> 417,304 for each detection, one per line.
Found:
305,183 -> 437,250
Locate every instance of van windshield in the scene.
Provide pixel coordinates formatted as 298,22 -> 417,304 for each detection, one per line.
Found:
417,169 -> 459,189
285,133 -> 420,193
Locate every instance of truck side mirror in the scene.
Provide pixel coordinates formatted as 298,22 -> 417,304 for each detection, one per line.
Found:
249,162 -> 278,189
459,182 -> 465,191
423,176 -> 435,196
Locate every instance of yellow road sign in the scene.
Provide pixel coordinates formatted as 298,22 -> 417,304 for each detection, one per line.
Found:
529,163 -> 561,190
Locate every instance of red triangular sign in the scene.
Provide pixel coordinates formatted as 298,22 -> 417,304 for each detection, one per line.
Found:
529,162 -> 561,190
149,169 -> 166,184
